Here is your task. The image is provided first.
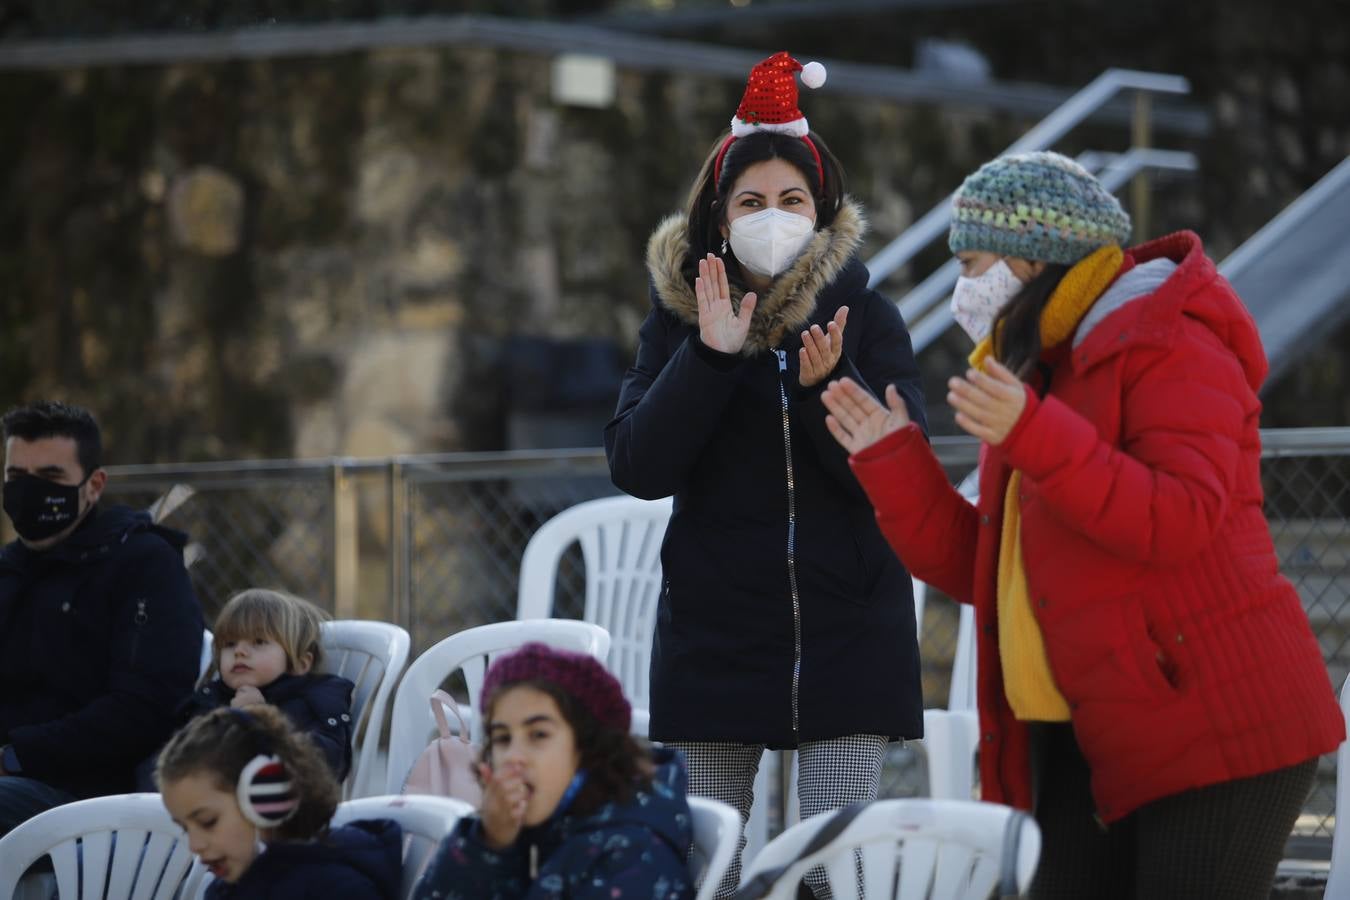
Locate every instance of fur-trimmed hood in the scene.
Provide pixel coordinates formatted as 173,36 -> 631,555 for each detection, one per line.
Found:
645,199 -> 867,356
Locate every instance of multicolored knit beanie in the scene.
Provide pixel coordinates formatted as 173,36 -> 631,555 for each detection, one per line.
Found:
948,151 -> 1132,265
480,642 -> 630,733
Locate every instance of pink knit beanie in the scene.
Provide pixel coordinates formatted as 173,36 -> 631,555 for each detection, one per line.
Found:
480,642 -> 631,733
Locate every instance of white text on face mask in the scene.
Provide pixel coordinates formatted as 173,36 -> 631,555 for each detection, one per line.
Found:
950,259 -> 1024,343
728,208 -> 816,279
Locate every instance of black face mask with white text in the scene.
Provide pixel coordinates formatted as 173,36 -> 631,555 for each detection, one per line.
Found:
2,473 -> 89,543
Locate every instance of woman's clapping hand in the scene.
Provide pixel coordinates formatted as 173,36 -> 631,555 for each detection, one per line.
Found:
821,377 -> 911,454
696,253 -> 757,355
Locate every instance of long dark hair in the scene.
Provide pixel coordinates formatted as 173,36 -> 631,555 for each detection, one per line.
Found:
481,679 -> 653,818
682,130 -> 846,289
991,263 -> 1071,380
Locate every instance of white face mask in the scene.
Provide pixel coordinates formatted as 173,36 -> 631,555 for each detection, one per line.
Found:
950,259 -> 1024,343
727,208 -> 816,279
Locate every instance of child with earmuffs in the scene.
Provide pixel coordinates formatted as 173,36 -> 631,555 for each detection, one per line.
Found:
157,706 -> 401,898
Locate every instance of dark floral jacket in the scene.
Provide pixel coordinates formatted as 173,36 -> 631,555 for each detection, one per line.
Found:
412,748 -> 693,900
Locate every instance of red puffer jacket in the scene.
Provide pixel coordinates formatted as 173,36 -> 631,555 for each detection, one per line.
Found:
851,231 -> 1343,822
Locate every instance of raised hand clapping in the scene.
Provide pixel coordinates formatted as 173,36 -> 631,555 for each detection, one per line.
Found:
821,377 -> 911,455
696,253 -> 758,354
799,306 -> 848,388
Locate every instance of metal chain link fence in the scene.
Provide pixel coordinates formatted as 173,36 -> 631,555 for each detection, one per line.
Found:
99,429 -> 1350,854
103,461 -> 338,624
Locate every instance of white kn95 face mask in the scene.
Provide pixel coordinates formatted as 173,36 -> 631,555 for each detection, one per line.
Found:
727,208 -> 816,278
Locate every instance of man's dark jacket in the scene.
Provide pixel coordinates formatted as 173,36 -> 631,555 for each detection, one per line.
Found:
0,504 -> 204,798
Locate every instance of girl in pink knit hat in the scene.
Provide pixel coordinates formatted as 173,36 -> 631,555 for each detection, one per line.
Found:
412,642 -> 694,900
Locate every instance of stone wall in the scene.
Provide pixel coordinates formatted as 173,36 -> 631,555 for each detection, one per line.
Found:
2,3 -> 1347,467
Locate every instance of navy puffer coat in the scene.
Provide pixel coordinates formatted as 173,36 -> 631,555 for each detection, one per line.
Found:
205,819 -> 402,900
604,202 -> 927,747
185,672 -> 355,781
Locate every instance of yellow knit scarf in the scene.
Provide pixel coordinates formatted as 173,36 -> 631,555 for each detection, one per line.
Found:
980,244 -> 1123,722
967,244 -> 1124,371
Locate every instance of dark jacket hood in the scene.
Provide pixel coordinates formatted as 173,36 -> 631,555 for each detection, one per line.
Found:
645,199 -> 867,355
0,503 -> 188,571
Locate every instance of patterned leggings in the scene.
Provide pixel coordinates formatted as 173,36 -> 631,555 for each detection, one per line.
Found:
666,734 -> 888,900
1027,722 -> 1318,899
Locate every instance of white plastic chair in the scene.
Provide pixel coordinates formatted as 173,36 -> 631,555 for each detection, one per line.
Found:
687,796 -> 742,900
333,794 -> 472,900
919,591 -> 980,801
517,494 -> 673,738
198,628 -> 214,684
738,798 -> 1040,900
384,619 -> 611,795
1325,674 -> 1350,897
0,793 -> 194,900
916,470 -> 982,801
320,619 -> 412,799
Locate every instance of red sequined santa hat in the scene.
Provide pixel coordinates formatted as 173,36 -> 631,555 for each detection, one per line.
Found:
715,51 -> 828,188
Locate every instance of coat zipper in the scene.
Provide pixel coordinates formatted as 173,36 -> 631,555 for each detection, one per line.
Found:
776,349 -> 802,742
128,597 -> 148,663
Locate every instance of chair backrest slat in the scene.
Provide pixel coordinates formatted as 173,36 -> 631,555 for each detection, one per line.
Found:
686,797 -> 741,900
0,794 -> 198,900
517,495 -> 672,726
319,619 -> 411,799
737,798 -> 1041,900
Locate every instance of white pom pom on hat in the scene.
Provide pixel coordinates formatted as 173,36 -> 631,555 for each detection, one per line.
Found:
800,61 -> 827,89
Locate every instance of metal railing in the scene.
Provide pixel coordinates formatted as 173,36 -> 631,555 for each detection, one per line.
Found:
1218,154 -> 1350,383
101,427 -> 1350,848
0,15 -> 1206,137
864,68 -> 1193,294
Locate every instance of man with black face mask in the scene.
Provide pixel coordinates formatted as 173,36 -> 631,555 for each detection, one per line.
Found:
0,401 -> 204,837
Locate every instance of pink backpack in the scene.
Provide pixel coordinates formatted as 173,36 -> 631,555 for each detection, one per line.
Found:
401,690 -> 483,806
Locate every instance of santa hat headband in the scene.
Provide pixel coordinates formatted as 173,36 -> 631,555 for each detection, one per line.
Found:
714,52 -> 828,190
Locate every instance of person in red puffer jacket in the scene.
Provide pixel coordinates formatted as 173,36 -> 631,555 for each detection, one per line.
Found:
820,151 -> 1343,900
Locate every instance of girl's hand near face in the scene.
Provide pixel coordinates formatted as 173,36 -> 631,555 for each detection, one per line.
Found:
230,685 -> 264,708
478,762 -> 528,850
947,359 -> 1028,445
696,253 -> 758,355
799,306 -> 848,387
821,377 -> 911,454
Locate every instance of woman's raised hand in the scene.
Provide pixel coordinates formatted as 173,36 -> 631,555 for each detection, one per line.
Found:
478,762 -> 528,850
947,358 -> 1027,445
799,306 -> 848,387
821,378 -> 911,454
696,253 -> 757,355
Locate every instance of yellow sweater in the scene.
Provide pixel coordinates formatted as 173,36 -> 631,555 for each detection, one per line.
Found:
973,245 -> 1124,722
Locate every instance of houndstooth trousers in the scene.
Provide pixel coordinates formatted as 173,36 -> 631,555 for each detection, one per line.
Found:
666,734 -> 888,900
